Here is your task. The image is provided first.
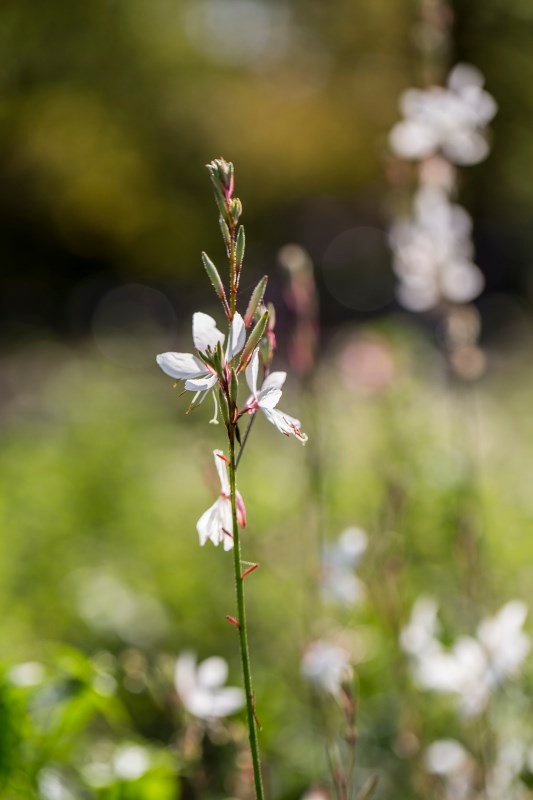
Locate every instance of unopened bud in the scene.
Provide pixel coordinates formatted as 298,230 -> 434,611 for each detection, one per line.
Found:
230,197 -> 242,225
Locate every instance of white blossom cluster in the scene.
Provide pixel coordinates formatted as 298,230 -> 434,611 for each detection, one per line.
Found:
320,526 -> 367,606
425,735 -> 533,800
401,597 -> 530,717
388,64 -> 497,314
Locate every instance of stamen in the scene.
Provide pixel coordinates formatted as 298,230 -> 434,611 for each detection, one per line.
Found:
216,452 -> 231,465
226,615 -> 240,629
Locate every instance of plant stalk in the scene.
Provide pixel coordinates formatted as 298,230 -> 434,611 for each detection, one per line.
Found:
228,425 -> 265,800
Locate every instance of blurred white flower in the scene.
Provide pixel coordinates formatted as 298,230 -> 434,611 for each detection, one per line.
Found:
300,640 -> 352,696
401,599 -> 530,717
425,739 -> 470,776
389,63 -> 497,166
113,744 -> 151,780
400,595 -> 440,658
425,739 -> 474,800
7,661 -> 46,687
196,449 -> 246,550
245,349 -> 308,443
321,527 -> 367,606
156,311 -> 245,404
175,652 -> 245,720
390,186 -> 484,312
477,600 -> 530,683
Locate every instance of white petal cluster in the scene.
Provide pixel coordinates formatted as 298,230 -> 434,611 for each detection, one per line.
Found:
300,639 -> 352,696
156,311 -> 245,403
389,64 -> 497,166
196,450 -> 246,551
425,739 -> 474,800
389,186 -> 484,312
425,736 -> 533,800
320,527 -> 367,606
245,350 -> 307,443
175,651 -> 245,720
401,598 -> 530,717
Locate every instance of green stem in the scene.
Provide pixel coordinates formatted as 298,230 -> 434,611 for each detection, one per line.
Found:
229,228 -> 237,318
228,425 -> 265,800
235,413 -> 257,470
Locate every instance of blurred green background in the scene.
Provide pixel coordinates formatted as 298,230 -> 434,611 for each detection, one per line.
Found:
1,1 -> 533,798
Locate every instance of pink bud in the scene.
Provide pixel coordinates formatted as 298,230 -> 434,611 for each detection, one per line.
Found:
236,491 -> 247,528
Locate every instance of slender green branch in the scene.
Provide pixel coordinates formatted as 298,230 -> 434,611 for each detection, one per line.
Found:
235,413 -> 257,470
228,425 -> 265,800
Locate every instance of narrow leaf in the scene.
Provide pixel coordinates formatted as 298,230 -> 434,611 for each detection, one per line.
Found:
236,225 -> 245,267
238,310 -> 269,371
244,276 -> 268,328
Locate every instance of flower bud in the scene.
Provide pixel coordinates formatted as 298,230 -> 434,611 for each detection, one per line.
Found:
230,198 -> 242,225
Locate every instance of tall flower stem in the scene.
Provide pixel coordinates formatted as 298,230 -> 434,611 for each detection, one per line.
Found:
228,424 -> 265,800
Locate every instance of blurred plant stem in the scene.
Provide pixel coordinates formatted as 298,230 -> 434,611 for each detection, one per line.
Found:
229,424 -> 265,800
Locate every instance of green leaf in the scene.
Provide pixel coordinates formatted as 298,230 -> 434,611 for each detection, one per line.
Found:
238,309 -> 269,370
201,252 -> 227,303
244,276 -> 268,327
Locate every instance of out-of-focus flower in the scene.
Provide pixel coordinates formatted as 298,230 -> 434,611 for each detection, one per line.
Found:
339,335 -> 396,397
279,243 -> 319,378
113,745 -> 151,781
156,312 -> 246,403
245,350 -> 308,443
400,596 -> 440,658
300,640 -> 352,696
321,527 -> 367,606
389,186 -> 484,312
175,652 -> 245,720
7,661 -> 46,687
476,600 -> 530,684
389,63 -> 497,166
425,739 -> 474,800
401,599 -> 530,717
196,450 -> 246,551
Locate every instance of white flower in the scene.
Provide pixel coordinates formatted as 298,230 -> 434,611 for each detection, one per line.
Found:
401,598 -> 530,717
301,640 -> 352,696
113,745 -> 151,781
156,311 -> 246,403
321,527 -> 367,606
476,600 -> 530,683
425,739 -> 470,776
389,63 -> 497,166
425,740 -> 474,800
196,450 -> 246,551
175,652 -> 245,720
245,350 -> 307,443
400,595 -> 440,658
390,186 -> 484,312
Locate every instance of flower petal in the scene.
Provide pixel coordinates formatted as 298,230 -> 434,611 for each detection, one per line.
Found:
192,312 -> 225,354
257,371 -> 286,409
213,449 -> 230,496
184,374 -> 218,392
245,349 -> 260,396
196,500 -> 222,546
208,687 -> 245,717
197,657 -> 228,689
226,312 -> 246,361
261,406 -> 308,443
156,352 -> 205,380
